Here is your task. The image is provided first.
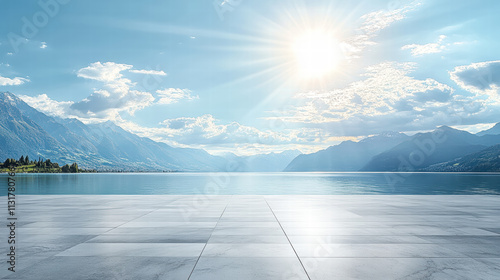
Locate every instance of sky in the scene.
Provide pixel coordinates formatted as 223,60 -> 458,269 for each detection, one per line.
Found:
1,0 -> 500,155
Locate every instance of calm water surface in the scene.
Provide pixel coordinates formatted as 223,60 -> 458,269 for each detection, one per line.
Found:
1,172 -> 500,195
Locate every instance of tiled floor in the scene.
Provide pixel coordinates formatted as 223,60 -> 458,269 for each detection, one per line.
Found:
1,195 -> 500,279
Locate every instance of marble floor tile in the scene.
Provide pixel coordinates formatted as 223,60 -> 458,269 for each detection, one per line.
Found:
3,194 -> 500,279
482,228 -> 500,234
211,226 -> 284,236
302,257 -> 500,280
207,235 -> 290,244
87,234 -> 210,243
14,242 -> 84,259
417,235 -> 500,244
0,256 -> 50,279
293,243 -> 467,258
189,257 -> 308,280
119,221 -> 218,228
13,234 -> 96,244
1,257 -> 197,280
475,258 -> 500,271
103,227 -> 214,236
288,235 -> 428,244
218,216 -> 278,222
437,243 -> 500,258
215,221 -> 281,228
19,221 -> 127,228
201,243 -> 297,258
18,227 -> 114,235
57,243 -> 205,257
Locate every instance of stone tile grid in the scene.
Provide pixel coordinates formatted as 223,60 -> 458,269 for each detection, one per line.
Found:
0,195 -> 499,279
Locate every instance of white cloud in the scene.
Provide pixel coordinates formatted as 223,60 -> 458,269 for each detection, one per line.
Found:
19,94 -> 74,118
451,123 -> 498,134
266,61 -> 491,135
129,69 -> 167,76
13,62 -> 157,121
112,114 -> 339,155
402,35 -> 464,56
77,61 -> 132,86
72,61 -> 155,117
0,75 -> 29,86
156,88 -> 198,104
158,114 -> 288,145
450,60 -> 500,101
160,114 -> 339,146
359,2 -> 420,34
342,1 -> 421,59
40,42 -> 47,49
23,61 -> 195,123
70,89 -> 155,117
277,62 -> 453,123
19,93 -> 140,124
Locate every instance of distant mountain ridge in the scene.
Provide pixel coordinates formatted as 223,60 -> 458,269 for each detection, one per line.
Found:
361,126 -> 500,171
2,92 -> 500,172
477,123 -> 500,136
0,93 -> 68,162
0,92 -> 299,171
424,144 -> 500,172
223,150 -> 302,172
285,124 -> 500,172
285,132 -> 409,171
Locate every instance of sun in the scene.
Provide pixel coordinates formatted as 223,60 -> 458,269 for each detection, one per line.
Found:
291,29 -> 341,79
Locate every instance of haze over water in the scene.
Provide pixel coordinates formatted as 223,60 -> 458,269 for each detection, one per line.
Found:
3,172 -> 500,195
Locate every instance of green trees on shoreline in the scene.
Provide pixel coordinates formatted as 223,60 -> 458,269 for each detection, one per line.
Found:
1,156 -> 94,173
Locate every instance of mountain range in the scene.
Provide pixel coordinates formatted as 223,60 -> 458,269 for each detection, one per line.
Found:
284,132 -> 409,171
1,91 -> 499,172
285,124 -> 500,172
222,150 -> 302,172
0,92 -> 298,171
423,144 -> 500,172
360,126 -> 500,171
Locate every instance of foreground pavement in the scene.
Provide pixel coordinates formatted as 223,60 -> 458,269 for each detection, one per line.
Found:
1,195 -> 500,279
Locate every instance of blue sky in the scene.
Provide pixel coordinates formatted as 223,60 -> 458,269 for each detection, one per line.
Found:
1,0 -> 500,155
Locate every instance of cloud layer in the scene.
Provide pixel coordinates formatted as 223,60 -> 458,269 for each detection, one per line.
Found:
268,61 -> 492,135
0,75 -> 29,86
342,0 -> 421,59
19,94 -> 73,118
122,114 -> 337,154
129,69 -> 167,76
402,35 -> 464,56
21,61 -> 198,122
450,60 -> 500,101
156,88 -> 198,104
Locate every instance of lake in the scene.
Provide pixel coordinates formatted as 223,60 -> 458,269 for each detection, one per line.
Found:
2,172 -> 500,195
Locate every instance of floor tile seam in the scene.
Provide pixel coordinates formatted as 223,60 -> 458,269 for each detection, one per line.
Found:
187,195 -> 233,280
61,207 -> 163,251
264,197 -> 311,280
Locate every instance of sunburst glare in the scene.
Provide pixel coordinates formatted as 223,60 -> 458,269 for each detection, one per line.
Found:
291,29 -> 342,79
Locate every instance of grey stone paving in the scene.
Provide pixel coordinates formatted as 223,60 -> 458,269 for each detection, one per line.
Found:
1,195 -> 500,279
